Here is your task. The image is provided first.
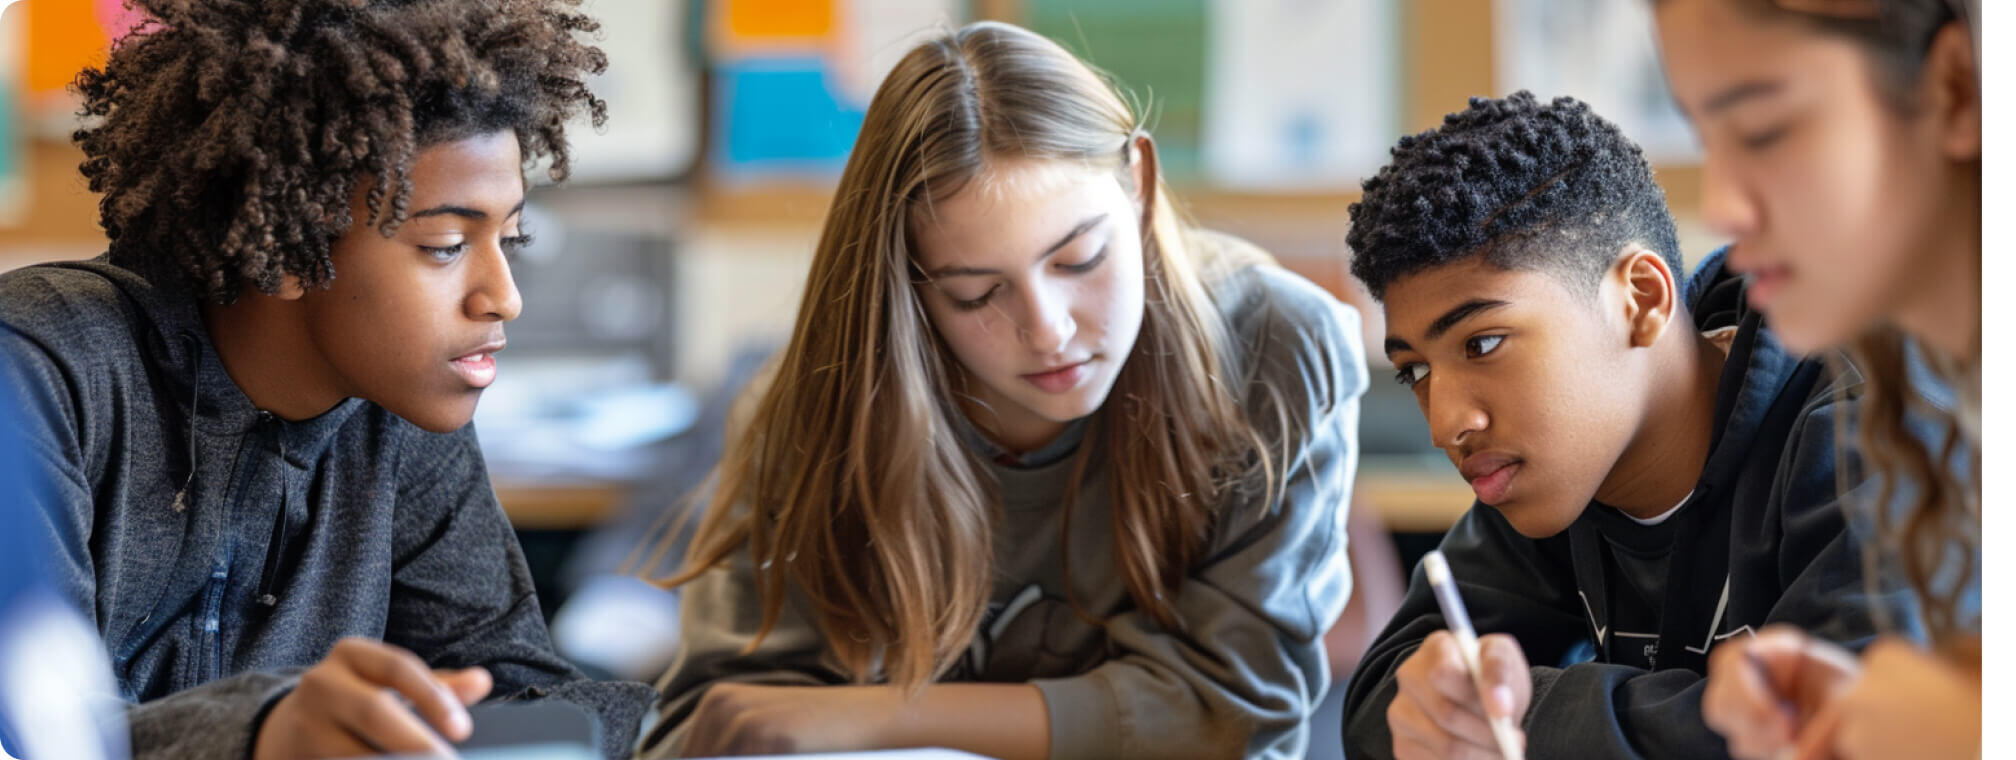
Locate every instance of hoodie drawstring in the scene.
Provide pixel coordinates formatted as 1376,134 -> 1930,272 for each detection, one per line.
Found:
172,329 -> 290,608
256,424 -> 290,608
170,334 -> 202,513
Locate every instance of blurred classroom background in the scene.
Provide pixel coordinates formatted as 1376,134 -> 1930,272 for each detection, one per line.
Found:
0,1 -> 1726,753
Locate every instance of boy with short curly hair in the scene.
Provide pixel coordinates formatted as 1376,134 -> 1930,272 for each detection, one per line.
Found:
1338,92 -> 1919,759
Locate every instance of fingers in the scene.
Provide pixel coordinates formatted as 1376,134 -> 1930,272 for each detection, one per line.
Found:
1394,733 -> 1509,760
293,719 -> 380,760
296,656 -> 456,757
1393,673 -> 1501,747
1705,637 -> 1797,759
1389,693 -> 1508,760
1747,628 -> 1832,708
329,638 -> 471,744
1407,632 -> 1488,718
435,667 -> 495,706
686,709 -> 794,756
683,684 -> 739,757
344,689 -> 459,757
1393,631 -> 1524,757
1790,697 -> 1843,760
1476,634 -> 1531,721
1750,627 -> 1859,696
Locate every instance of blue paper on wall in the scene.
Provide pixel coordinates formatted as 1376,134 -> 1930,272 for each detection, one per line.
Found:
712,57 -> 867,180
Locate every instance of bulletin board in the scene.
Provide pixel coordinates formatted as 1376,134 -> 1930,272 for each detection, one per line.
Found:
0,0 -> 1712,247
1,6 -> 21,228
706,0 -> 964,183
0,0 -> 143,232
1494,0 -> 1698,163
548,0 -> 703,184
1025,0 -> 1211,178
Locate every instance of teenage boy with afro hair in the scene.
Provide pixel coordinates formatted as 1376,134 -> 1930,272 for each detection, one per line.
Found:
1337,92 -> 1921,759
0,1 -> 656,758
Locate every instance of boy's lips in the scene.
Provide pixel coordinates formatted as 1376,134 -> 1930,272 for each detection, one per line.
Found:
1459,452 -> 1522,505
449,340 -> 505,389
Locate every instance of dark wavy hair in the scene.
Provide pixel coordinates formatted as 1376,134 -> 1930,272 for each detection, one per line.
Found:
1701,0 -> 1979,646
1346,91 -> 1680,302
72,0 -> 609,303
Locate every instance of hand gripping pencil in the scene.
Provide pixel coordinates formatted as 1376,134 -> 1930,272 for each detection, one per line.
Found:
1422,550 -> 1525,760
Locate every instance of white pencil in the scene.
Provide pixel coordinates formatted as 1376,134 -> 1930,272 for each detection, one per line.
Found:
1422,550 -> 1524,760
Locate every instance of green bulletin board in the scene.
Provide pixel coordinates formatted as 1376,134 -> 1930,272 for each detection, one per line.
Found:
1025,0 -> 1209,179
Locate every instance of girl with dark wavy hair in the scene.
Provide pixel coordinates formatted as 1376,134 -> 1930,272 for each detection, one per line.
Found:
1655,1 -> 1982,758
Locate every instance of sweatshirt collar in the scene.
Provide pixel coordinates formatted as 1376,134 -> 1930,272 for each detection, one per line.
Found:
1685,246 -> 1806,494
956,413 -> 1090,469
56,256 -> 362,459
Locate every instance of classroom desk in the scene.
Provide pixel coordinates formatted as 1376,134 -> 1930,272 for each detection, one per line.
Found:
494,479 -> 629,531
1353,458 -> 1477,534
494,465 -> 1477,535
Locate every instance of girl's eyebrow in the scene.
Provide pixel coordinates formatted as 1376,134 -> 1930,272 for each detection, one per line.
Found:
1699,79 -> 1785,118
925,213 -> 1108,278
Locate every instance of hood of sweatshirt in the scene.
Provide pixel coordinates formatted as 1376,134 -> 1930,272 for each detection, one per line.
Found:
17,257 -> 363,611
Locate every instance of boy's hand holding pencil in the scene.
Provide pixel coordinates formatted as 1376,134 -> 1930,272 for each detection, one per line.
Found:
1387,552 -> 1528,760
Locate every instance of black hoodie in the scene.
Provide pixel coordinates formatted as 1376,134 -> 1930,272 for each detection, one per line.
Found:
0,257 -> 655,760
1341,249 -> 1923,759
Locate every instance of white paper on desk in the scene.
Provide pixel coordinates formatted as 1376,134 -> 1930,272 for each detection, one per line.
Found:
472,355 -> 699,481
691,751 -> 992,760
1494,0 -> 1698,164
1201,0 -> 1400,191
549,574 -> 683,681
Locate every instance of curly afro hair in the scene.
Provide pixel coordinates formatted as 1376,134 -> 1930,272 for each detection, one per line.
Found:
1346,91 -> 1680,301
73,0 -> 609,303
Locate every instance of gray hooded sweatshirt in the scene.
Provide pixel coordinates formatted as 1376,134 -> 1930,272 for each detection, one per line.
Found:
0,257 -> 655,760
643,242 -> 1369,760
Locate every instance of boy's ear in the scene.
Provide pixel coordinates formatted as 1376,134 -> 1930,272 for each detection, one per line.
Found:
274,272 -> 307,301
1614,246 -> 1677,349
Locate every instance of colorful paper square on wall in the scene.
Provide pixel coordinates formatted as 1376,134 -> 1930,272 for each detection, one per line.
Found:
1026,0 -> 1208,179
712,57 -> 866,179
705,0 -> 959,184
24,0 -> 143,97
1,2 -> 23,227
718,0 -> 835,50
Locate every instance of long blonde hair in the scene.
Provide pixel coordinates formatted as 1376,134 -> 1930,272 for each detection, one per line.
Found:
649,21 -> 1272,689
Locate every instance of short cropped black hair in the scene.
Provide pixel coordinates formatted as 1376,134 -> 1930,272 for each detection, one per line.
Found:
74,0 -> 609,303
1346,91 -> 1680,301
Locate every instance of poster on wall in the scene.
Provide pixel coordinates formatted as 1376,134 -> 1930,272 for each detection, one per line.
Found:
1,3 -> 23,228
1027,0 -> 1209,179
18,0 -> 144,122
2,0 -> 146,231
1494,0 -> 1698,164
708,0 -> 960,183
546,0 -> 702,184
1200,0 -> 1399,191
